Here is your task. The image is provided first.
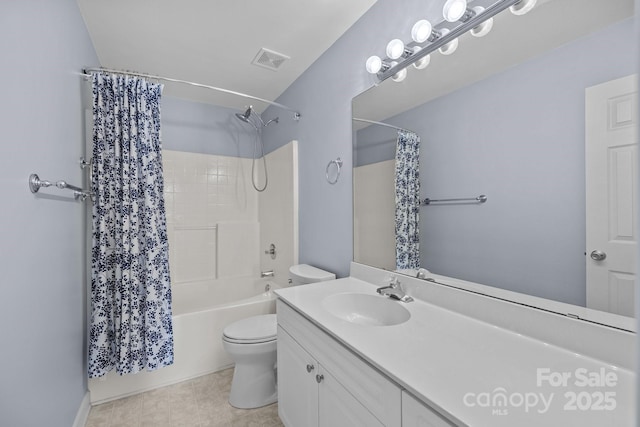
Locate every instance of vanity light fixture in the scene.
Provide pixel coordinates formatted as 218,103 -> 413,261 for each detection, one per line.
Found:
365,55 -> 390,74
368,0 -> 533,83
470,7 -> 493,37
387,38 -> 415,61
438,29 -> 458,55
390,62 -> 408,82
412,47 -> 431,70
510,0 -> 537,15
443,0 -> 468,22
386,39 -> 406,60
411,20 -> 436,43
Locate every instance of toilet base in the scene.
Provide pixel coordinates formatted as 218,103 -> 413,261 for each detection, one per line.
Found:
223,339 -> 278,409
229,373 -> 277,409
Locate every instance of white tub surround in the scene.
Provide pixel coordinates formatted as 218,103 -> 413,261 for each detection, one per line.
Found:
258,141 -> 299,280
275,263 -> 635,426
217,221 -> 260,278
164,142 -> 299,287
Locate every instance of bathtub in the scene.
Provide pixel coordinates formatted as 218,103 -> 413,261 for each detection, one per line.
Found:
88,276 -> 283,404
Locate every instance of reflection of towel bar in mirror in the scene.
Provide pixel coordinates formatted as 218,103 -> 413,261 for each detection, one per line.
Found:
421,194 -> 487,205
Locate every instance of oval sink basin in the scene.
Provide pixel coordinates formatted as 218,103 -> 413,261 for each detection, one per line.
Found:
321,293 -> 411,326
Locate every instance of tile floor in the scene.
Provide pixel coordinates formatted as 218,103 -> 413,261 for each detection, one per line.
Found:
85,368 -> 283,427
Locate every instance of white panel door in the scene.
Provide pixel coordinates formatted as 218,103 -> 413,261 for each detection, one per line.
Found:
585,74 -> 638,316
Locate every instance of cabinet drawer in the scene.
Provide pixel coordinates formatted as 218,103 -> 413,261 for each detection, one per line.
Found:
277,300 -> 402,427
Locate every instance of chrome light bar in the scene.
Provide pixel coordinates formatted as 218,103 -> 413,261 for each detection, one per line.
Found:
377,0 -> 523,82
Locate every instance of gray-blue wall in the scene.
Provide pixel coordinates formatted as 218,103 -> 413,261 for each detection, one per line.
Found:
354,18 -> 636,305
0,1 -> 638,423
262,0 -> 448,277
0,1 -> 98,426
262,0 -> 640,318
162,96 -> 258,157
264,0 -> 640,402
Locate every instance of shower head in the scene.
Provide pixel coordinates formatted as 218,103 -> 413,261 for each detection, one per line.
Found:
235,106 -> 253,123
234,106 -> 279,130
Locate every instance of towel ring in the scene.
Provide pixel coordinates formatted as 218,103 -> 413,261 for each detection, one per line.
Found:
326,157 -> 343,185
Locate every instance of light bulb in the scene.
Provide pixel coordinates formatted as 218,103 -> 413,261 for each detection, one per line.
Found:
365,56 -> 382,74
390,62 -> 407,82
412,47 -> 431,70
438,29 -> 458,55
443,0 -> 467,22
510,0 -> 537,15
411,20 -> 433,43
470,7 -> 493,37
386,39 -> 405,60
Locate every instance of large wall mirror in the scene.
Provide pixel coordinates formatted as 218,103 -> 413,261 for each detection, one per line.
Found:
353,0 -> 637,328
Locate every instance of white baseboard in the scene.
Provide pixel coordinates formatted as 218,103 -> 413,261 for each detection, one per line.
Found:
72,392 -> 91,427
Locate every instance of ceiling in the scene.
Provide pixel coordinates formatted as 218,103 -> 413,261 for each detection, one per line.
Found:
76,0 -> 378,113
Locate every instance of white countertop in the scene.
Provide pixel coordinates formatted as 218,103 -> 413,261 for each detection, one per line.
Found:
275,276 -> 635,426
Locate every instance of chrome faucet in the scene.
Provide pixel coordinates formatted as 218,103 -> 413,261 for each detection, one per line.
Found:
261,270 -> 274,278
376,277 -> 414,303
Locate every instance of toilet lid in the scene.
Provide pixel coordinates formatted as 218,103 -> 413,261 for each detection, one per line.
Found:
223,314 -> 277,344
289,264 -> 335,283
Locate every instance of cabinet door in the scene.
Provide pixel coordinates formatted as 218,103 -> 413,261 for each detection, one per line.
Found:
402,391 -> 456,427
278,299 -> 401,426
318,367 -> 384,427
277,326 -> 319,427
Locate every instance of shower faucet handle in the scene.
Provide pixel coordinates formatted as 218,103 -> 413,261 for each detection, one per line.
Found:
264,243 -> 276,259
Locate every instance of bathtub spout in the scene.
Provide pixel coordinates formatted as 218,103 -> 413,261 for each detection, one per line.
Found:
261,270 -> 274,278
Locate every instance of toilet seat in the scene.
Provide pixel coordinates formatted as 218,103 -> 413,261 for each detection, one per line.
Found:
223,314 -> 277,344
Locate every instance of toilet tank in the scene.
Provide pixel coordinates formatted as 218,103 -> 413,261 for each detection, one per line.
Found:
289,264 -> 336,286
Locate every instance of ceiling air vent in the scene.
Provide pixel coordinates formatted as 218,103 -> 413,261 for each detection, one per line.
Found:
251,48 -> 290,71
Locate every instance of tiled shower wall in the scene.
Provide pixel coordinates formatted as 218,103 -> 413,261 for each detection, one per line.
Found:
162,141 -> 298,286
162,150 -> 259,284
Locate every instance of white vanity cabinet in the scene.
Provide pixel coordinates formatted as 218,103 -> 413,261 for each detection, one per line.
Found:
275,268 -> 635,427
278,327 -> 385,426
402,391 -> 456,427
277,300 -> 401,427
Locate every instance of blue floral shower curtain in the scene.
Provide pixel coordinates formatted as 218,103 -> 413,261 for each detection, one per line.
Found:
395,130 -> 421,270
88,72 -> 173,377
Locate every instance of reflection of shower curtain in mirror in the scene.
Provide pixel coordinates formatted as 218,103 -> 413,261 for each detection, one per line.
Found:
88,72 -> 174,377
394,130 -> 420,270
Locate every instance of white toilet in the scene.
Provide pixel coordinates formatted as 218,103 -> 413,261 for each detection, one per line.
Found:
222,264 -> 335,409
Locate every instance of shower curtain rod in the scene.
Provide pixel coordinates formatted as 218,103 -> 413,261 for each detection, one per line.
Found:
352,117 -> 414,133
82,67 -> 301,118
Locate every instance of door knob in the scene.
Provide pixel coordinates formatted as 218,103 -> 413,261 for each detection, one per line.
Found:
590,250 -> 607,261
